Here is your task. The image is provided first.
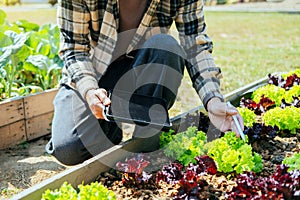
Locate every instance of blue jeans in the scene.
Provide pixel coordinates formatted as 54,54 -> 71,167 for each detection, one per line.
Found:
46,34 -> 186,165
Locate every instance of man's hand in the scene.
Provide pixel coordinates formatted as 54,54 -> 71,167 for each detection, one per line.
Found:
207,97 -> 244,137
85,88 -> 111,119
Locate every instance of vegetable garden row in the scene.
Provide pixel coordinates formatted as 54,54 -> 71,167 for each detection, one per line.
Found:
0,9 -> 62,101
13,69 -> 299,200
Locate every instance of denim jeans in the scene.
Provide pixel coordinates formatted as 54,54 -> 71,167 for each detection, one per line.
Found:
46,34 -> 186,165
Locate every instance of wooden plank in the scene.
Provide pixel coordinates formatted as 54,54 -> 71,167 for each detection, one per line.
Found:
26,112 -> 53,141
0,120 -> 26,150
0,98 -> 24,127
24,89 -> 57,119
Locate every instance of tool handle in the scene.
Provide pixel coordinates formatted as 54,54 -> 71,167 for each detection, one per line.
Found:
227,102 -> 246,142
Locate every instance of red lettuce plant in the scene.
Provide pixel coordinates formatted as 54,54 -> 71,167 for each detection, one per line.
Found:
115,154 -> 152,186
240,96 -> 276,115
226,164 -> 300,200
156,156 -> 217,199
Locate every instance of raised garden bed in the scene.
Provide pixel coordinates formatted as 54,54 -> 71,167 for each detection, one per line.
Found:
0,88 -> 57,150
12,74 -> 291,200
0,9 -> 61,150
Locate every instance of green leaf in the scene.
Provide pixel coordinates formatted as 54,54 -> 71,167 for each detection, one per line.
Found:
4,30 -> 29,53
18,85 -> 43,96
283,153 -> 300,172
0,47 -> 12,67
15,45 -> 32,63
26,31 -> 51,56
0,32 -> 13,48
0,24 -> 23,34
14,19 -> 39,32
159,129 -> 174,148
252,84 -> 285,106
237,107 -> 257,127
24,55 -> 50,72
78,181 -> 116,200
163,126 -> 207,166
41,182 -> 77,200
0,9 -> 7,25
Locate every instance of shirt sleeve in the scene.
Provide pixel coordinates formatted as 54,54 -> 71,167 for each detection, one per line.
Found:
57,0 -> 99,98
174,0 -> 224,109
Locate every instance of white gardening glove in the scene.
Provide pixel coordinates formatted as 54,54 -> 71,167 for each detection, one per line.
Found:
85,88 -> 111,119
207,97 -> 244,137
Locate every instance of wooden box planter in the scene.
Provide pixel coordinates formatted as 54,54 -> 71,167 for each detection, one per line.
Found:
11,75 -> 269,200
0,88 -> 58,150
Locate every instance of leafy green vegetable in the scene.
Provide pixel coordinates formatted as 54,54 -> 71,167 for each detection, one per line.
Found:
13,19 -> 39,32
282,153 -> 300,172
41,181 -> 116,200
237,107 -> 257,127
262,106 -> 300,134
205,132 -> 263,174
0,9 -> 6,26
78,182 -> 116,200
284,85 -> 300,103
281,69 -> 300,79
252,84 -> 285,106
163,126 -> 207,166
159,129 -> 174,148
41,182 -> 77,200
0,9 -> 62,101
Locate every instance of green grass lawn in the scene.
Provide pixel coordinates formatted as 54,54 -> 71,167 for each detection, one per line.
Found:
205,11 -> 300,94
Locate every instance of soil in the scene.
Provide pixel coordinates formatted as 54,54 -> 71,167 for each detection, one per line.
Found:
96,132 -> 300,200
0,136 -> 69,199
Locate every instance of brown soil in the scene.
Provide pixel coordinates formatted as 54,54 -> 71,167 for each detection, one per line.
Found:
0,136 -> 68,199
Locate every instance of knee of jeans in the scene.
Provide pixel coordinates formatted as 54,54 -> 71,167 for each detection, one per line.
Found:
144,34 -> 186,58
51,138 -> 92,166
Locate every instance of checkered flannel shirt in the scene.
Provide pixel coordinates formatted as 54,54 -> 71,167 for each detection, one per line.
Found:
57,0 -> 224,108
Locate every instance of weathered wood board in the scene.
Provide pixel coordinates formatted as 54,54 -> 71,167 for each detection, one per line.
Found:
0,89 -> 58,150
0,120 -> 26,150
0,98 -> 24,127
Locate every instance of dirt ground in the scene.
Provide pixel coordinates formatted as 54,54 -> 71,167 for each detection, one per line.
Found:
0,135 -> 69,199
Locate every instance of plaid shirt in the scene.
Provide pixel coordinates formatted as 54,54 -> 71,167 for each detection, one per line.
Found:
57,0 -> 224,107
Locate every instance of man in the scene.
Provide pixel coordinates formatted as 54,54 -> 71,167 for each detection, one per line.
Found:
46,0 -> 244,165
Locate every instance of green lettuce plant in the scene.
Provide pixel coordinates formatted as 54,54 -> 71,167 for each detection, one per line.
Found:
163,126 -> 207,166
159,129 -> 174,148
262,106 -> 300,134
41,182 -> 77,200
41,181 -> 116,200
205,132 -> 263,174
281,69 -> 300,79
252,84 -> 285,106
237,107 -> 257,127
283,85 -> 300,103
282,153 -> 300,172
